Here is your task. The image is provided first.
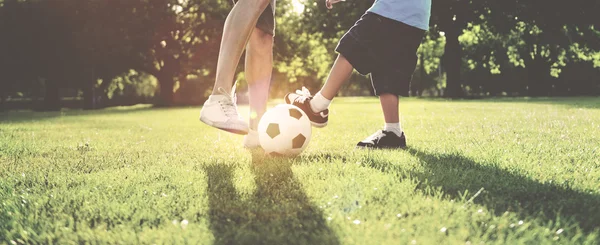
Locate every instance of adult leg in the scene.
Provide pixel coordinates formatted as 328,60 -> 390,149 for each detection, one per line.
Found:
199,0 -> 271,135
211,0 -> 271,95
245,28 -> 273,130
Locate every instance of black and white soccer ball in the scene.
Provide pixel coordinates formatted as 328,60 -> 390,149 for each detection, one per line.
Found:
258,104 -> 312,156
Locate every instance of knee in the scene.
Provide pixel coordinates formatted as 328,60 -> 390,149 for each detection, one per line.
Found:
248,29 -> 274,54
257,29 -> 274,49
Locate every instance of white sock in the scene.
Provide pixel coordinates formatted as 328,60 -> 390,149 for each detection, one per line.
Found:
384,123 -> 403,137
309,92 -> 332,113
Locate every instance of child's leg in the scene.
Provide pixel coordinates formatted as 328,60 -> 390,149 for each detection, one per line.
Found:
319,54 -> 354,100
284,13 -> 375,127
357,89 -> 406,148
379,93 -> 399,123
210,0 -> 271,95
380,93 -> 403,136
308,54 -> 354,113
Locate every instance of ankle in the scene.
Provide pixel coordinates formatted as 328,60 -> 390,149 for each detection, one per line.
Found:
310,92 -> 332,112
384,123 -> 403,137
308,101 -> 320,113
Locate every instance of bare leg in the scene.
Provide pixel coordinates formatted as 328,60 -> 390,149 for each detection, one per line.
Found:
245,28 -> 273,130
379,93 -> 399,123
318,54 -> 354,100
211,0 -> 271,95
357,93 -> 405,148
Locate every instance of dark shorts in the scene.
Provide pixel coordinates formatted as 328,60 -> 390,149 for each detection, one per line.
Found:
336,12 -> 425,96
232,0 -> 276,36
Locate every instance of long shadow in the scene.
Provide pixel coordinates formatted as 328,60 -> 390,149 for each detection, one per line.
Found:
417,96 -> 600,110
299,152 -> 349,163
203,152 -> 339,245
0,105 -> 176,123
361,147 -> 600,233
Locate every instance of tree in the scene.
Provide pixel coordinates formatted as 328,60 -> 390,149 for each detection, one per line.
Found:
413,30 -> 445,96
70,0 -> 152,109
133,0 -> 229,106
483,0 -> 600,96
430,0 -> 496,97
268,0 -> 375,94
0,0 -> 40,109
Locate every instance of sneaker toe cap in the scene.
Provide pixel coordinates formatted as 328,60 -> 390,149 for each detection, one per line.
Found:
284,93 -> 294,104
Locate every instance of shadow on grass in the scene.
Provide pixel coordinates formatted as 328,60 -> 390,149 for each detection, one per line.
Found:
360,147 -> 600,233
336,96 -> 600,110
299,153 -> 349,163
203,152 -> 339,245
417,96 -> 600,110
0,105 -> 179,123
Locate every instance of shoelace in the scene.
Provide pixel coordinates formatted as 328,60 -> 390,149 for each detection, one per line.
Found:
365,130 -> 386,142
217,86 -> 241,118
293,86 -> 313,103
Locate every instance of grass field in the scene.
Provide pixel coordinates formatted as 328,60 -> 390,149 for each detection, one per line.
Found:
1,97 -> 600,244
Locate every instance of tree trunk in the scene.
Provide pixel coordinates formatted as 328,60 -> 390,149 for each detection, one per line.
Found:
157,73 -> 175,106
44,79 -> 61,111
153,50 -> 180,106
83,80 -> 95,110
525,56 -> 551,97
417,54 -> 426,96
442,23 -> 463,98
80,67 -> 98,110
0,93 -> 5,112
83,68 -> 96,110
93,76 -> 114,108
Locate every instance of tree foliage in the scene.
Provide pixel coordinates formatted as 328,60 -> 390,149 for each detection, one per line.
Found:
0,0 -> 598,110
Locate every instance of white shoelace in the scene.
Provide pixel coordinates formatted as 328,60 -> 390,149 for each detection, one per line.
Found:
217,87 -> 241,119
293,86 -> 313,103
365,130 -> 386,142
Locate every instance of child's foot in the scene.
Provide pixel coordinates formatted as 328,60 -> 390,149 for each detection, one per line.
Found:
356,130 -> 407,149
284,87 -> 329,127
243,129 -> 260,149
199,86 -> 249,135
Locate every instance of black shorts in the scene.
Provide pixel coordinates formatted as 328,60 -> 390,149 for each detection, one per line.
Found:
336,12 -> 425,96
232,0 -> 276,36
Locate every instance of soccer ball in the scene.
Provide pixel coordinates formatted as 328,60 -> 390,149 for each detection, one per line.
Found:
258,104 -> 312,156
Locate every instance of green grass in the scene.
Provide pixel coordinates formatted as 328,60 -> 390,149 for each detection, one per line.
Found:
1,97 -> 600,244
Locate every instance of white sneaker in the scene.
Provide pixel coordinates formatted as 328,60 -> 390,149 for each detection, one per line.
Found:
199,86 -> 249,135
243,129 -> 260,149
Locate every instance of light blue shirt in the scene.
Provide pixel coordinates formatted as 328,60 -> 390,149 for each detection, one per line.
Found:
367,0 -> 431,30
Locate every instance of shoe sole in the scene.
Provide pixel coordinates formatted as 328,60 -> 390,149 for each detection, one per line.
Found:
355,145 -> 407,150
199,116 -> 249,135
311,121 -> 328,128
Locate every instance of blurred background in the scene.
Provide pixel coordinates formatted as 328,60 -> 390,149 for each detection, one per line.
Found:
0,0 -> 598,111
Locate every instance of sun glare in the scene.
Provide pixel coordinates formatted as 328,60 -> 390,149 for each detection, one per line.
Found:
292,0 -> 305,14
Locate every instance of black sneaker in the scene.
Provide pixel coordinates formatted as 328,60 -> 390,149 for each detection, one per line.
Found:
284,87 -> 328,128
356,130 -> 407,149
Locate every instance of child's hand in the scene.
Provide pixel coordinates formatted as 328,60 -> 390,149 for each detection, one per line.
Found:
325,0 -> 345,9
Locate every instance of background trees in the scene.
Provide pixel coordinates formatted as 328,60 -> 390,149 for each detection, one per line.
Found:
0,0 -> 598,110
